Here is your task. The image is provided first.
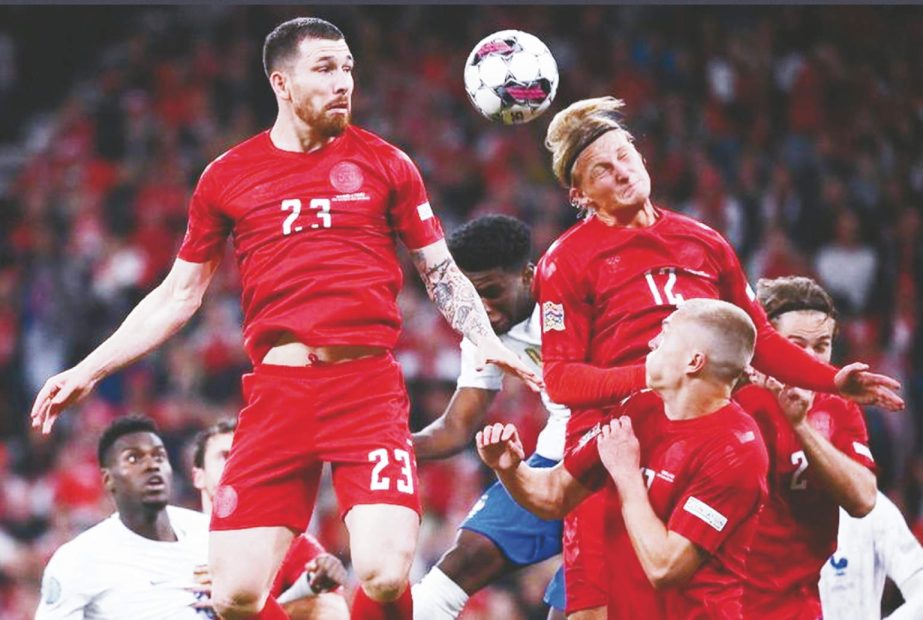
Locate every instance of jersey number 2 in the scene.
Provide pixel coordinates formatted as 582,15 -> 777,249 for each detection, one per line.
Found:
790,450 -> 809,490
281,198 -> 332,235
369,448 -> 414,494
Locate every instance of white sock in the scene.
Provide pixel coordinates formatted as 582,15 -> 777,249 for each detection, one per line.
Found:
411,567 -> 469,620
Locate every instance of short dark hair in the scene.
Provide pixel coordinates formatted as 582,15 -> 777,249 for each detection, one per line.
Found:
191,418 -> 237,469
447,215 -> 532,273
757,276 -> 839,323
263,17 -> 345,79
98,415 -> 161,467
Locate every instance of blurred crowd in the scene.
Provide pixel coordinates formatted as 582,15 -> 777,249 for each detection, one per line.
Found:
0,5 -> 920,618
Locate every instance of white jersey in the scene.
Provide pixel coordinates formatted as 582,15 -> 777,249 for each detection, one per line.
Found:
37,505 -> 211,620
458,304 -> 570,461
819,492 -> 923,620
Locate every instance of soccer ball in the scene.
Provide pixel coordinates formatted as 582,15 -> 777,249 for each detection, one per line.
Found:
463,30 -> 559,125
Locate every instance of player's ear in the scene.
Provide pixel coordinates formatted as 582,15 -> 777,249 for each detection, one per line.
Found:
687,351 -> 707,376
191,467 -> 206,492
568,187 -> 587,211
101,468 -> 114,493
521,263 -> 535,286
269,70 -> 291,101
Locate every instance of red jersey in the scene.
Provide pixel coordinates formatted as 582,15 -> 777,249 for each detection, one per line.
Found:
564,390 -> 769,619
178,127 -> 444,365
535,208 -> 772,440
734,386 -> 876,616
270,532 -> 328,599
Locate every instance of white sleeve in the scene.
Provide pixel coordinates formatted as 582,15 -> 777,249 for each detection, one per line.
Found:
878,497 -> 923,589
456,337 -> 503,390
886,571 -> 923,620
35,547 -> 93,619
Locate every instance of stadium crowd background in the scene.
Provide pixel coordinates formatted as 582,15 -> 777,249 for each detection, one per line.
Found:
0,5 -> 920,618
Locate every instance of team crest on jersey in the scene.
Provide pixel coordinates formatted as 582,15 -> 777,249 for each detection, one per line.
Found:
213,485 -> 239,518
542,301 -> 565,332
330,161 -> 364,193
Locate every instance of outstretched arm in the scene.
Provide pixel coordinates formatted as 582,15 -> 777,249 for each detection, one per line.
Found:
410,240 -> 542,392
413,387 -> 498,461
30,256 -> 221,433
476,422 -> 589,519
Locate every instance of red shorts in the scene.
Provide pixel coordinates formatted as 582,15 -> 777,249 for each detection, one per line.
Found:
210,353 -> 421,533
563,487 -> 608,613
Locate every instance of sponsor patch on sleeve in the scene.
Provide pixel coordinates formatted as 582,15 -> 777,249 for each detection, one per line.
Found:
542,301 -> 566,332
683,496 -> 728,532
416,202 -> 434,221
853,442 -> 874,461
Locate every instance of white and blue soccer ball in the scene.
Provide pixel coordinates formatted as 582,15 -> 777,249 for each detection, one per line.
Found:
463,30 -> 559,125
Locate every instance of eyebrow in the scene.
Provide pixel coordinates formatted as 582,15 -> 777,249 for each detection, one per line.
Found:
312,54 -> 353,63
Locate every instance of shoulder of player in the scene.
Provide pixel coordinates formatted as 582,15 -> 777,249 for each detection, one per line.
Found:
662,209 -> 731,246
537,220 -> 594,273
203,131 -> 269,174
811,392 -> 863,418
716,403 -> 769,463
345,125 -> 415,170
733,383 -> 781,415
46,516 -> 118,566
165,505 -> 210,528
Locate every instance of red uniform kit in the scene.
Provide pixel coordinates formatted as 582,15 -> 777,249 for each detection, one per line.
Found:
178,127 -> 444,531
271,533 -> 342,598
535,208 -> 828,611
563,391 -> 768,619
734,386 -> 876,618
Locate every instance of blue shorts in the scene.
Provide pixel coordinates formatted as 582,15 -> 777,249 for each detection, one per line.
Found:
543,565 -> 566,611
460,453 -> 563,566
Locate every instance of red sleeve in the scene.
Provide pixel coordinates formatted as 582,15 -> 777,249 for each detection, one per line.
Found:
387,149 -> 444,250
829,398 -> 877,473
562,425 -> 609,491
535,252 -> 592,363
535,250 -> 644,407
543,361 -> 647,409
715,235 -> 837,392
177,163 -> 231,263
667,435 -> 767,555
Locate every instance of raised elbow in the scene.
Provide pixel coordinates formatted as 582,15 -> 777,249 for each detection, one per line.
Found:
844,490 -> 877,518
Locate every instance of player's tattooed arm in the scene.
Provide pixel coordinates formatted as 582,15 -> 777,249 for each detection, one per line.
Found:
410,239 -> 543,391
410,248 -> 493,343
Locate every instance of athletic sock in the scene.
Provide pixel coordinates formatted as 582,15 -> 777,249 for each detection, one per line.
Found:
351,584 -> 413,620
411,568 -> 469,620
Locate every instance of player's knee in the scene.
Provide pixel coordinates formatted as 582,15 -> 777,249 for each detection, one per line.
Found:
211,583 -> 268,619
356,564 -> 410,602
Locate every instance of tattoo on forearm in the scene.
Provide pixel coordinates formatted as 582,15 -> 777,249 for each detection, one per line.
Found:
411,251 -> 493,341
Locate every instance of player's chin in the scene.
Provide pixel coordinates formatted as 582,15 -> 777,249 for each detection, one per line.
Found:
140,491 -> 170,506
321,111 -> 350,136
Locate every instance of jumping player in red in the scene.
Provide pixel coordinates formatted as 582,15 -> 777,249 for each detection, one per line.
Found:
735,276 -> 878,619
536,96 -> 902,618
29,17 -> 540,620
478,299 -> 770,619
191,418 -> 350,619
